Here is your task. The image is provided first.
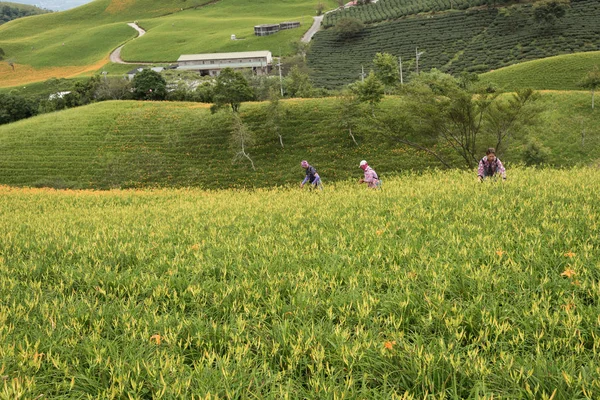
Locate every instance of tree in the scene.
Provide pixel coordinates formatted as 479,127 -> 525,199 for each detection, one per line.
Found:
350,71 -> 384,115
291,41 -> 310,62
533,0 -> 569,28
372,52 -> 399,92
579,66 -> 600,110
132,69 -> 167,100
212,68 -> 254,113
337,91 -> 365,145
316,2 -> 325,15
265,89 -> 286,148
486,88 -> 540,152
334,17 -> 364,38
284,65 -> 314,98
96,77 -> 132,101
0,93 -> 37,125
230,112 -> 256,170
375,71 -> 540,169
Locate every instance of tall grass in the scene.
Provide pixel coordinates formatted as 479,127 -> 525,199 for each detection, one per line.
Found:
1,168 -> 599,398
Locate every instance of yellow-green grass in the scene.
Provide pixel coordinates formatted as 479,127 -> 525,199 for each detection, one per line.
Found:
1,168 -> 599,398
0,0 -> 336,87
0,92 -> 599,189
481,51 -> 600,91
0,1 -> 50,13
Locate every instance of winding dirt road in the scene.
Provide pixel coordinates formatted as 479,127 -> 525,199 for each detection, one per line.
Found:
109,23 -> 153,64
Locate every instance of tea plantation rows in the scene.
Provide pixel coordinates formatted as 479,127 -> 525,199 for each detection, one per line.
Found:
308,0 -> 600,88
323,0 -> 492,27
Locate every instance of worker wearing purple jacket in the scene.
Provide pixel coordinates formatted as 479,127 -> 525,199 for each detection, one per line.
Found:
477,148 -> 506,182
300,160 -> 323,190
358,160 -> 381,189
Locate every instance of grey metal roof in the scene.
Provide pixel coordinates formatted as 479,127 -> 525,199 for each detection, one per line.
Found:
178,51 -> 271,62
177,61 -> 269,71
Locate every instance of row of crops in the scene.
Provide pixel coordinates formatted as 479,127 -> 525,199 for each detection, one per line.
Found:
309,0 -> 600,89
0,100 -> 457,189
323,0 -> 499,27
2,169 -> 600,398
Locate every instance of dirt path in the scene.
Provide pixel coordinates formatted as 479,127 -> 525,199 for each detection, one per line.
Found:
109,22 -> 153,64
301,15 -> 324,43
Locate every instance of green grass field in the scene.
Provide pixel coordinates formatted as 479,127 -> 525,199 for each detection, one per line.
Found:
1,168 -> 599,398
0,92 -> 599,189
0,0 -> 336,86
480,51 -> 600,91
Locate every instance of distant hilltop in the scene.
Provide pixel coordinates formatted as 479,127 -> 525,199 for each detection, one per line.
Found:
8,0 -> 93,11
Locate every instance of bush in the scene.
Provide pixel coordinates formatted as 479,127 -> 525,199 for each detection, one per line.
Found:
334,17 -> 365,38
523,138 -> 551,165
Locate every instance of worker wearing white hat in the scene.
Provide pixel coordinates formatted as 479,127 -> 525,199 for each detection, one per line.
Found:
358,160 -> 381,189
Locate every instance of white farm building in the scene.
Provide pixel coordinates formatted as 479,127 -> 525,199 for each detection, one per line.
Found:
177,51 -> 273,76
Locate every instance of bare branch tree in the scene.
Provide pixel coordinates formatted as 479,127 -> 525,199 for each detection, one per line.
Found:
230,112 -> 255,170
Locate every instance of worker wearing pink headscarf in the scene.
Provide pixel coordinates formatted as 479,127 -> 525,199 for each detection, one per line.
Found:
358,160 -> 381,189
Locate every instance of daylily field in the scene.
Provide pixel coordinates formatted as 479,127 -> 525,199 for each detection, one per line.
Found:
1,168 -> 599,398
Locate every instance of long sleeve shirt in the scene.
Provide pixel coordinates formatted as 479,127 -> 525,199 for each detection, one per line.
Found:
478,156 -> 506,178
363,166 -> 379,188
302,165 -> 320,185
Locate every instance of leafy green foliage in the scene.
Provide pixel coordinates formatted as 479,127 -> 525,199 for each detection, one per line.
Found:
284,65 -> 314,98
533,0 -> 570,27
372,52 -> 399,91
132,69 -> 167,100
579,65 -> 600,109
334,16 -> 364,38
350,70 -> 384,109
212,68 -> 254,113
0,92 -> 36,124
0,2 -> 50,24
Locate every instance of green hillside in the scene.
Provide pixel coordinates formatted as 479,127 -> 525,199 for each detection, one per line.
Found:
0,92 -> 598,189
0,1 -> 51,24
480,51 -> 600,91
0,0 -> 336,87
308,0 -> 600,88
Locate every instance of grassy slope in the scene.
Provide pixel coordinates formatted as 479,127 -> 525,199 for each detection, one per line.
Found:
1,169 -> 599,398
123,0 -> 337,62
480,51 -> 600,91
0,0 -> 336,86
0,91 -> 598,189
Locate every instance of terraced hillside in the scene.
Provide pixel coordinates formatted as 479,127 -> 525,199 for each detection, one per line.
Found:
0,0 -> 336,87
323,0 -> 497,27
308,0 -> 600,88
0,92 -> 599,189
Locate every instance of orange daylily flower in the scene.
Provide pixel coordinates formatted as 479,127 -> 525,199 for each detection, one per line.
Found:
564,251 -> 576,258
496,250 -> 505,257
150,334 -> 161,345
561,268 -> 576,279
384,341 -> 396,350
376,230 -> 384,236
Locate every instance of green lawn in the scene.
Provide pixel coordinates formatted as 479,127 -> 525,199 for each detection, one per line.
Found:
0,92 -> 598,189
481,51 -> 600,91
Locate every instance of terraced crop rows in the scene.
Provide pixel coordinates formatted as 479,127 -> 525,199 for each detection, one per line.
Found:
309,0 -> 600,88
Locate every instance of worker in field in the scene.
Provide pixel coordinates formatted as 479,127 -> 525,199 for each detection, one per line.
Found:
358,160 -> 381,189
478,148 -> 506,182
300,160 -> 323,190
